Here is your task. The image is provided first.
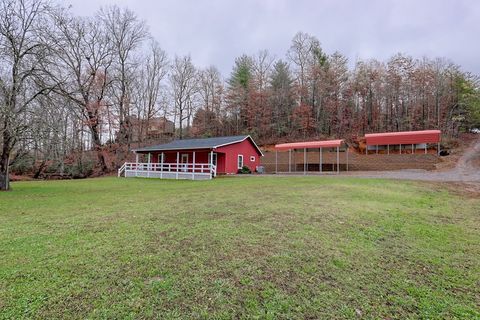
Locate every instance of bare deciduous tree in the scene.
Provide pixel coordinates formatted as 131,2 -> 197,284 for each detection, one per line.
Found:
170,55 -> 197,138
195,66 -> 224,135
46,12 -> 113,171
0,0 -> 52,190
99,5 -> 148,149
133,40 -> 169,141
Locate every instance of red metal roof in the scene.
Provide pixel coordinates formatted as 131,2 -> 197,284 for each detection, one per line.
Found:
275,139 -> 344,150
365,130 -> 441,145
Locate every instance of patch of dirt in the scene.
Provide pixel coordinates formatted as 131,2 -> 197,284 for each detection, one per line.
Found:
429,182 -> 480,198
435,133 -> 479,171
344,136 -> 480,183
145,276 -> 164,285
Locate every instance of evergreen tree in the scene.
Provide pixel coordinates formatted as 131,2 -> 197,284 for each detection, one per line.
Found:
269,60 -> 295,137
226,55 -> 253,133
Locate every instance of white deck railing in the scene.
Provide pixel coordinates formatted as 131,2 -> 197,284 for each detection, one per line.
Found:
118,162 -> 216,180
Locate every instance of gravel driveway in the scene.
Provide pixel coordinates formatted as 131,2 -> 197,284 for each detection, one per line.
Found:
343,137 -> 480,182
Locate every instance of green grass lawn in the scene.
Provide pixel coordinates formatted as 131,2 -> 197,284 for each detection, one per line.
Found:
0,176 -> 479,319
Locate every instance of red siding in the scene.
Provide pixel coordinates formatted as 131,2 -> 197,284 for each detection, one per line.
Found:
216,153 -> 226,173
216,139 -> 261,174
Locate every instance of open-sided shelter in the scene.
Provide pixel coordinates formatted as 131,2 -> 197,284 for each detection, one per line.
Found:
364,130 -> 441,155
274,139 -> 348,174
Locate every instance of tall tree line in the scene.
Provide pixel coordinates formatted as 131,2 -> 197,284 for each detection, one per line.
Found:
1,1 -> 479,190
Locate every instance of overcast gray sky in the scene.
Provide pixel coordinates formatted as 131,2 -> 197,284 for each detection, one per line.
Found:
66,0 -> 479,76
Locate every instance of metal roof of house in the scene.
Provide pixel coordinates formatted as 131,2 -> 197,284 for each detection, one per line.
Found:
365,130 -> 441,145
133,135 -> 263,155
275,139 -> 344,150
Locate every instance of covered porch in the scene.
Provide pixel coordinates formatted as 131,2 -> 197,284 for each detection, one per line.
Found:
118,149 -> 221,180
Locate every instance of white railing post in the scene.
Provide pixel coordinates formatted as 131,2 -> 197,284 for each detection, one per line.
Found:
176,152 -> 179,179
118,162 -> 125,177
192,151 -> 196,180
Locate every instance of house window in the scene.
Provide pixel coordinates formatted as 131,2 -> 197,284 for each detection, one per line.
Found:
250,156 -> 255,162
181,154 -> 189,163
238,155 -> 244,169
158,152 -> 165,163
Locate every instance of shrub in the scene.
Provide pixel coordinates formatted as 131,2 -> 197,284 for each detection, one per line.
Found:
10,154 -> 35,175
64,159 -> 95,178
237,165 -> 251,174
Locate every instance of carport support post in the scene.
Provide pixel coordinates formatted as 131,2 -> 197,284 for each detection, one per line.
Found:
412,144 -> 414,154
303,148 -> 306,175
400,144 -> 402,154
337,146 -> 340,174
192,151 -> 196,180
275,150 -> 278,174
425,144 -> 427,154
332,149 -> 335,172
135,152 -> 139,164
288,149 -> 291,173
320,147 -> 323,173
387,144 -> 389,155
293,149 -> 296,173
176,152 -> 179,179
346,145 -> 349,171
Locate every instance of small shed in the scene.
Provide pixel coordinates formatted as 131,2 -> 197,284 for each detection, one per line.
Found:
118,135 -> 263,180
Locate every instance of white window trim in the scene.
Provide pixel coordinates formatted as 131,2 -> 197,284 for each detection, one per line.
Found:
238,154 -> 244,169
250,156 -> 255,162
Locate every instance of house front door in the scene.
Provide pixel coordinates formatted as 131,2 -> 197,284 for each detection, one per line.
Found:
208,152 -> 217,166
181,154 -> 189,172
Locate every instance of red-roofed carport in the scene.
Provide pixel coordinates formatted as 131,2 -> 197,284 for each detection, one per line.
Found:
274,139 -> 347,174
364,130 -> 441,155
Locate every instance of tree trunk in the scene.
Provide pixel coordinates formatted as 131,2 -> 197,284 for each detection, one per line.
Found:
1,126 -> 12,191
86,109 -> 108,172
0,149 -> 10,191
179,106 -> 183,139
0,171 -> 8,191
91,129 -> 107,172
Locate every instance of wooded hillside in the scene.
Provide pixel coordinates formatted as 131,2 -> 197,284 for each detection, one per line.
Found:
1,0 -> 479,189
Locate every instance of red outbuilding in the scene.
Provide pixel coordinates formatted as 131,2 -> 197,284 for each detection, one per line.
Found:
118,135 -> 263,180
364,130 -> 441,155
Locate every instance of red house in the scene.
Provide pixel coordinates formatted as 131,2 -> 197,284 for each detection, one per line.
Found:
118,135 -> 263,180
